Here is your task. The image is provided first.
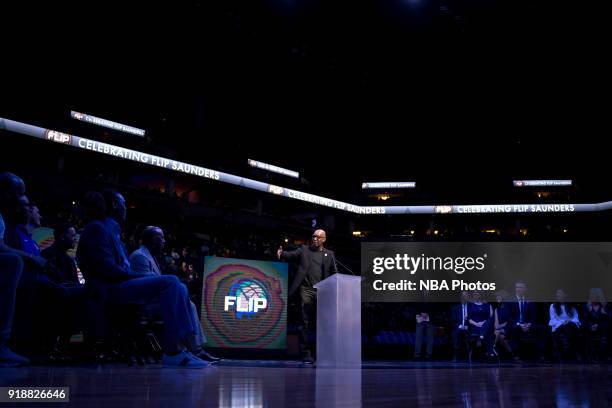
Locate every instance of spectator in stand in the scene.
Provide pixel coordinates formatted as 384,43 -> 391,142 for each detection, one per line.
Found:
77,190 -> 209,368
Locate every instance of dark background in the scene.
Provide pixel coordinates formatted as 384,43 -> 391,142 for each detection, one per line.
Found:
2,0 -> 611,359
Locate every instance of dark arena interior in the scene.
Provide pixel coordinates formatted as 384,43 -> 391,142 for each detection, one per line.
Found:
1,1 -> 612,407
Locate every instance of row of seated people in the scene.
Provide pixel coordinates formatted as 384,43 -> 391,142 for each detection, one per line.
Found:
412,284 -> 610,362
0,172 -> 218,368
2,172 -> 609,366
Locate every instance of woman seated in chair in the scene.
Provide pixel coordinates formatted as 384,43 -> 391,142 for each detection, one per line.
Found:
549,289 -> 581,361
468,290 -> 495,358
582,288 -> 609,361
493,290 -> 514,358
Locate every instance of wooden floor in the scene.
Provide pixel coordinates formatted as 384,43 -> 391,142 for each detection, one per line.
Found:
1,361 -> 611,407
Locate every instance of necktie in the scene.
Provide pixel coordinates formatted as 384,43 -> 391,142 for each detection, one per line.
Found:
152,255 -> 161,275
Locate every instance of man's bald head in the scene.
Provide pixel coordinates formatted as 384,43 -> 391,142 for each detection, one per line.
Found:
141,226 -> 165,255
311,229 -> 327,249
0,172 -> 25,204
0,172 -> 26,220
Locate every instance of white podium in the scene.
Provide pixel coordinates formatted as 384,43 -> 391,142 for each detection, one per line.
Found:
313,273 -> 362,367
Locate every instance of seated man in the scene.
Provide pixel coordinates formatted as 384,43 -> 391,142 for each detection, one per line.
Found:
42,223 -> 80,284
510,281 -> 545,362
1,189 -> 47,289
5,198 -> 78,355
4,198 -> 42,258
414,292 -> 435,361
450,291 -> 470,362
0,221 -> 26,366
41,222 -> 85,357
0,172 -> 43,367
583,288 -> 610,361
130,226 -> 219,362
77,190 -> 209,368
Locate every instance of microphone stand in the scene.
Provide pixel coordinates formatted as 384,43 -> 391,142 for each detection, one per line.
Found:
333,256 -> 356,276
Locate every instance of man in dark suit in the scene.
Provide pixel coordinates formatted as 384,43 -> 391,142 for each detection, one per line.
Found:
0,172 -> 45,367
509,280 -> 545,362
42,223 -> 79,284
77,190 -> 208,368
450,291 -> 471,362
277,229 -> 338,363
41,222 -> 84,357
0,173 -> 27,367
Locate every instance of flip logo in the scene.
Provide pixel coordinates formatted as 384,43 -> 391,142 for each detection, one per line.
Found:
224,296 -> 268,313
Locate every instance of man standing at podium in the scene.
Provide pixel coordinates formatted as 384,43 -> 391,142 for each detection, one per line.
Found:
277,229 -> 338,364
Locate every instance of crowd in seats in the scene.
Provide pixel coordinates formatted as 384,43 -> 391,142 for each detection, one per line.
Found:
0,173 -> 223,368
362,283 -> 612,363
2,170 -> 612,368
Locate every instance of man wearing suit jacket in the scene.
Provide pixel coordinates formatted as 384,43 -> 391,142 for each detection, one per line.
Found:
277,229 -> 338,363
77,190 -> 208,368
129,226 -> 219,362
41,222 -> 84,357
0,172 -> 28,367
509,280 -> 545,362
129,227 -> 164,277
450,291 -> 471,362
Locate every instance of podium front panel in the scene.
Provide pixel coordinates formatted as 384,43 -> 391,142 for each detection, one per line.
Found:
314,274 -> 361,367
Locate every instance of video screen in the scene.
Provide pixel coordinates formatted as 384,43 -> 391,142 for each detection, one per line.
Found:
200,256 -> 288,349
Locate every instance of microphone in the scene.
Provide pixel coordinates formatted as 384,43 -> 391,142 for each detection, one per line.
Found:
332,255 -> 356,276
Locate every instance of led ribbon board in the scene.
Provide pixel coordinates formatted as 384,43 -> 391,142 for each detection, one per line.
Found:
248,159 -> 299,179
2,118 -> 611,215
71,111 -> 145,137
362,182 -> 416,189
513,180 -> 572,187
